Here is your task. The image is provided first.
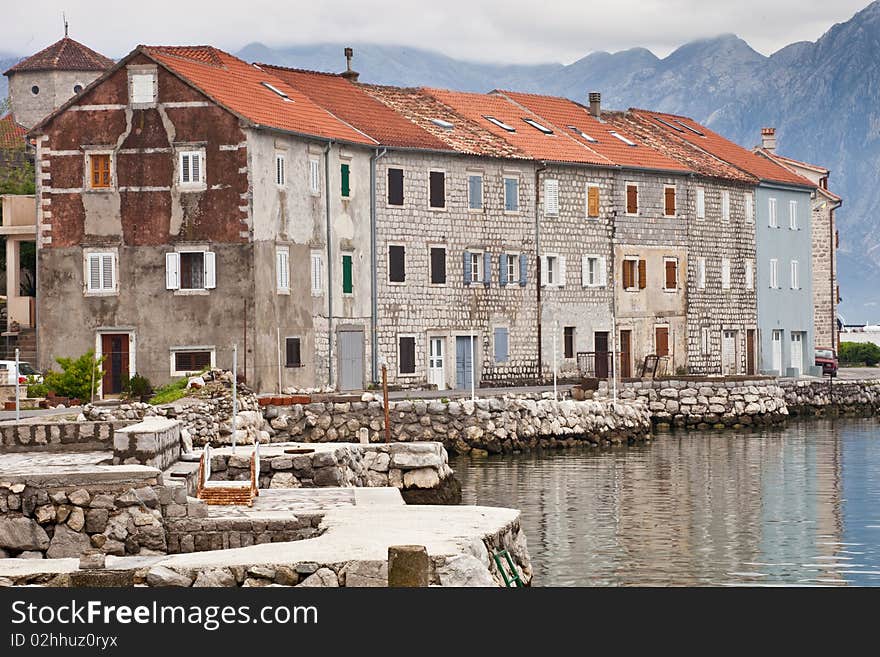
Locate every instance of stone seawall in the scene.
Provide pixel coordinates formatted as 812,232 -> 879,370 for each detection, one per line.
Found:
164,515 -> 324,555
782,378 -> 880,416
263,395 -> 652,455
0,421 -> 126,453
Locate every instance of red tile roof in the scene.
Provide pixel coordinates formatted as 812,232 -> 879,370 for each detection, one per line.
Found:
628,109 -> 812,188
425,88 -> 613,166
142,46 -> 376,145
5,37 -> 114,75
260,66 -> 452,152
0,114 -> 26,149
761,151 -> 829,175
497,91 -> 688,173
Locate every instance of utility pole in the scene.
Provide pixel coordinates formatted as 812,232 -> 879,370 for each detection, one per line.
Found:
231,343 -> 238,454
14,348 -> 20,421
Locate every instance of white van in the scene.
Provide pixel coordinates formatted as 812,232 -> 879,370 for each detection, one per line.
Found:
0,361 -> 42,386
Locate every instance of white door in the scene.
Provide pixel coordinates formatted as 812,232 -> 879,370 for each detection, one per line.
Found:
721,330 -> 737,375
790,332 -> 803,377
428,337 -> 445,390
772,330 -> 783,374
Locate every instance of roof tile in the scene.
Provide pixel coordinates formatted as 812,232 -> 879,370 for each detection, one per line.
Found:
5,37 -> 114,75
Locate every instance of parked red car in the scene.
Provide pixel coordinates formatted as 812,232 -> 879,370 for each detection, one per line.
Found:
815,347 -> 838,376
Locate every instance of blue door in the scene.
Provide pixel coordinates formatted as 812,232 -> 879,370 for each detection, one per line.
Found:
456,336 -> 474,390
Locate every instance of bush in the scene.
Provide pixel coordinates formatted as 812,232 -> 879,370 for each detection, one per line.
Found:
43,350 -> 105,401
123,374 -> 153,402
26,375 -> 48,398
839,341 -> 880,367
149,377 -> 188,405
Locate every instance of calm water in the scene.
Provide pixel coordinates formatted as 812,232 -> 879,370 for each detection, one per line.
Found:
454,418 -> 880,586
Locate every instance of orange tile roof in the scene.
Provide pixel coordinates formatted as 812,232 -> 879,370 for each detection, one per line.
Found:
0,114 -> 26,149
5,37 -> 114,75
498,91 -> 688,173
628,108 -> 812,188
142,46 -> 376,145
425,88 -> 612,166
762,151 -> 829,175
259,66 -> 452,152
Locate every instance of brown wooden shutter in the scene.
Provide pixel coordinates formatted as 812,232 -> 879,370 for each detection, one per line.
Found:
588,186 -> 600,217
626,185 -> 638,214
665,259 -> 676,289
665,186 -> 676,216
638,259 -> 647,289
622,260 -> 633,289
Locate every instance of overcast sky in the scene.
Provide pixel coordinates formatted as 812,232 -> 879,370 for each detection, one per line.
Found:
1,0 -> 873,64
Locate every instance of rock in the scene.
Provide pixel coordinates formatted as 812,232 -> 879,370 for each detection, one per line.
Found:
298,567 -> 339,587
0,518 -> 50,551
16,551 -> 44,559
67,507 -> 86,532
274,566 -> 299,586
192,568 -> 236,587
403,467 -> 441,489
340,561 -> 387,587
390,451 -> 442,470
314,468 -> 343,486
47,525 -> 91,558
247,565 -> 276,580
49,491 -> 68,505
147,566 -> 193,587
269,472 -> 299,489
35,505 -> 55,524
68,489 -> 91,507
437,554 -> 497,587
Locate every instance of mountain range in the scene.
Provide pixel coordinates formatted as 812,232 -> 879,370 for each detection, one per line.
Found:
2,2 -> 880,321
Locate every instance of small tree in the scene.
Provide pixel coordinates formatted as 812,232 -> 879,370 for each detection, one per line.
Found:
43,351 -> 105,401
839,341 -> 880,367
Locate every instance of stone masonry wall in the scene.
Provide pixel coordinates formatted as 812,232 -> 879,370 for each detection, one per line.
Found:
811,202 -> 837,348
163,515 -> 323,555
112,418 -> 181,469
782,378 -> 880,416
0,421 -> 124,453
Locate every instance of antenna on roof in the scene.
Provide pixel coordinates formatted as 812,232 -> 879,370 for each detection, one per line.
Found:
63,12 -> 68,38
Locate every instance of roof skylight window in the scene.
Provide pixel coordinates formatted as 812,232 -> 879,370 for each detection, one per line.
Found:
610,131 -> 637,147
654,116 -> 684,132
567,125 -> 598,143
523,118 -> 553,134
484,115 -> 515,132
261,82 -> 292,102
675,120 -> 705,136
431,118 -> 454,130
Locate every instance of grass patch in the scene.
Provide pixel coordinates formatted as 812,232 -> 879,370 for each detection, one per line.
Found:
149,377 -> 189,405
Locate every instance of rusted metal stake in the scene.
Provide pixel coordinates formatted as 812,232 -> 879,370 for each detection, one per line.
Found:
383,364 -> 391,443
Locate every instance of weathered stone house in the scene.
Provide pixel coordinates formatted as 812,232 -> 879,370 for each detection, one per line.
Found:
30,46 -> 377,395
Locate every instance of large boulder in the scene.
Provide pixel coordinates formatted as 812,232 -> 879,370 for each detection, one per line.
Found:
437,554 -> 497,587
46,525 -> 91,558
146,566 -> 193,587
0,518 -> 50,552
297,567 -> 339,587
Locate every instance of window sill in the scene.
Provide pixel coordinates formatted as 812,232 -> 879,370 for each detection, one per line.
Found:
284,364 -> 305,369
397,372 -> 419,378
386,203 -> 404,209
503,210 -> 520,215
388,281 -> 407,287
84,290 -> 119,297
277,289 -> 291,296
429,282 -> 448,288
177,184 -> 207,193
429,206 -> 448,212
468,208 -> 484,214
84,187 -> 115,194
174,289 -> 210,296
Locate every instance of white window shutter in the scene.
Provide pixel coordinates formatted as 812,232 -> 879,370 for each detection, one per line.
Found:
204,251 -> 216,289
276,250 -> 284,289
181,154 -> 190,184
311,253 -> 323,295
101,254 -> 114,290
540,256 -> 548,287
599,256 -> 607,287
193,153 -> 202,183
544,179 -> 558,216
581,254 -> 589,287
558,256 -> 566,287
165,253 -> 179,290
88,255 -> 100,291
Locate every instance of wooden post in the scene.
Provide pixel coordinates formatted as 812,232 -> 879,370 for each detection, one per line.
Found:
388,545 -> 429,587
382,364 -> 391,443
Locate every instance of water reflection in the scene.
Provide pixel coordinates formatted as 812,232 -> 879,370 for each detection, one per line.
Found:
454,418 -> 880,586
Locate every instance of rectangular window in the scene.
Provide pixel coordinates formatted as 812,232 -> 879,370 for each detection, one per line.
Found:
285,337 -> 302,368
505,254 -> 517,284
564,327 -> 575,359
174,350 -> 212,374
86,252 -> 115,292
470,252 -> 483,284
697,257 -> 706,289
701,327 -> 711,355
791,260 -> 799,289
582,255 -> 606,287
664,258 -> 677,291
309,159 -> 320,194
745,192 -> 754,223
622,258 -> 642,291
90,154 -> 111,189
789,200 -> 798,230
664,185 -> 676,217
276,247 -> 289,293
180,252 -> 205,290
587,185 -> 600,218
429,171 -> 445,208
544,179 -> 559,216
494,327 -> 509,363
166,251 -> 215,291
722,190 -> 730,221
130,72 -> 156,104
388,245 -> 406,284
430,247 -> 446,285
745,259 -> 754,290
275,152 -> 285,186
721,258 -> 731,289
342,253 -> 353,295
310,251 -> 323,296
769,198 -> 778,227
504,177 -> 519,212
388,168 -> 404,206
340,163 -> 351,198
696,187 -> 705,219
179,151 -> 204,186
769,258 -> 778,288
626,183 -> 638,214
468,174 -> 483,210
398,336 -> 416,375
542,255 -> 564,287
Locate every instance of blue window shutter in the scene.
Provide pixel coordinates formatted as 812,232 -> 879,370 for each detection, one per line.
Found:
494,328 -> 509,363
499,253 -> 508,286
519,254 -> 528,286
483,251 -> 491,287
463,251 -> 471,285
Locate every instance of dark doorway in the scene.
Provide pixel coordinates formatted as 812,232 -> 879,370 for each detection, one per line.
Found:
100,333 -> 129,396
619,330 -> 632,378
594,331 -> 609,379
746,329 -> 756,375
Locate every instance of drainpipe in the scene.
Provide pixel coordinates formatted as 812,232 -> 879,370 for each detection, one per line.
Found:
610,209 -> 618,402
324,141 -> 334,388
535,162 -> 547,381
370,147 -> 387,385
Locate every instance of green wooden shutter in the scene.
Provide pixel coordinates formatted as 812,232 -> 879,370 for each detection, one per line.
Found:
342,254 -> 353,294
341,163 -> 350,198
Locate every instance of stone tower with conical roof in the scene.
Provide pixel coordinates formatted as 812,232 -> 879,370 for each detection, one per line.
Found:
4,31 -> 114,130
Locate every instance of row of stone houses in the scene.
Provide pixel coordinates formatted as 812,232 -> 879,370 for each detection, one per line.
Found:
9,39 -> 840,395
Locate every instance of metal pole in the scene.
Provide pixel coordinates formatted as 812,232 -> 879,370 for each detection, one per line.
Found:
14,347 -> 20,421
470,334 -> 476,402
382,364 -> 391,443
553,321 -> 558,400
232,343 -> 238,454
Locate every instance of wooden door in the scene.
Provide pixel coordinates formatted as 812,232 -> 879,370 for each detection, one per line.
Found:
338,329 -> 364,391
746,330 -> 756,375
456,336 -> 474,390
619,330 -> 632,379
594,331 -> 609,379
655,327 -> 669,357
101,334 -> 129,396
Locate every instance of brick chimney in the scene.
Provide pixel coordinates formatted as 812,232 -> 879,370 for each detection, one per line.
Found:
761,127 -> 777,152
341,47 -> 359,82
588,92 -> 601,119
